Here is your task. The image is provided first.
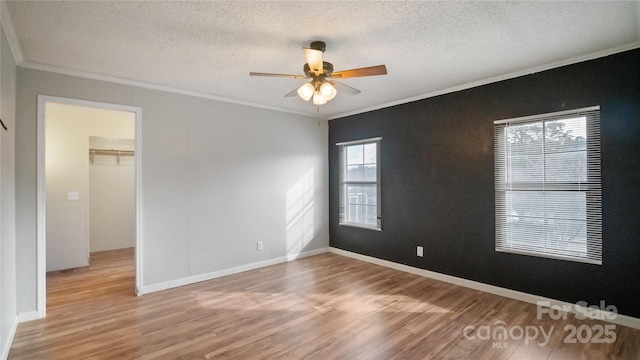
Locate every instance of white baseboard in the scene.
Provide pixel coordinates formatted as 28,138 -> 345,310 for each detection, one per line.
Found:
1,315 -> 18,360
329,247 -> 640,330
17,311 -> 40,323
140,247 -> 329,295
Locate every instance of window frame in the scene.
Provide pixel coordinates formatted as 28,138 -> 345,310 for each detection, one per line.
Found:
494,106 -> 602,265
337,137 -> 382,231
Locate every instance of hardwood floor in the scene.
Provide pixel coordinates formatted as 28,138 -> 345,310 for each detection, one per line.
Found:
9,249 -> 640,359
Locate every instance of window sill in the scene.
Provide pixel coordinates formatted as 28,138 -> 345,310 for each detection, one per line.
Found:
495,248 -> 602,265
339,222 -> 382,231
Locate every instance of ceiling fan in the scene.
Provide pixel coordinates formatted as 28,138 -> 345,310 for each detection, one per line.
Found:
250,41 -> 387,106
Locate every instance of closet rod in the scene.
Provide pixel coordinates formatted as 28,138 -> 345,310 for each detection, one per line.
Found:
89,148 -> 135,164
89,149 -> 134,156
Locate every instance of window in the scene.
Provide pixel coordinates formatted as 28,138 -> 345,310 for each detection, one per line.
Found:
494,107 -> 601,264
338,137 -> 382,230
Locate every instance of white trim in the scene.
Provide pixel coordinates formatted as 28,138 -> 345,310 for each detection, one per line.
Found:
339,222 -> 382,232
39,95 -> 144,115
134,100 -> 143,296
493,105 -> 600,125
329,42 -> 640,120
139,247 -> 329,295
1,315 -> 18,360
335,137 -> 382,146
20,61 -> 324,120
36,98 -> 46,318
496,248 -> 602,266
329,247 -> 640,330
0,1 -> 24,64
36,96 -> 144,318
16,310 -> 39,323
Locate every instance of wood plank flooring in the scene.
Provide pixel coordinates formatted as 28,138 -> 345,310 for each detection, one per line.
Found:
9,249 -> 640,359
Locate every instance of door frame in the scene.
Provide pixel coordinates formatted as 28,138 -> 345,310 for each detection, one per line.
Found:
36,95 -> 143,318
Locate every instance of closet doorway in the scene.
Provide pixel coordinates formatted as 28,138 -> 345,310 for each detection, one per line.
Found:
36,96 -> 142,317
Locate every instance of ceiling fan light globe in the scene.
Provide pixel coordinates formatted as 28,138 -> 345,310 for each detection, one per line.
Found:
320,82 -> 337,100
297,83 -> 314,101
313,92 -> 327,105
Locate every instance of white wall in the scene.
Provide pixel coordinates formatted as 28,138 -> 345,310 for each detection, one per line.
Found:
45,103 -> 134,271
89,136 -> 135,252
0,22 -> 18,360
16,68 -> 329,313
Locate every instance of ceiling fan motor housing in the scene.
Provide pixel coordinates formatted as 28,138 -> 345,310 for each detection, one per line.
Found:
310,41 -> 326,52
304,62 -> 334,77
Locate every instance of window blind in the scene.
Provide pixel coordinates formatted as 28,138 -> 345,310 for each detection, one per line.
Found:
337,137 -> 382,230
494,106 -> 601,264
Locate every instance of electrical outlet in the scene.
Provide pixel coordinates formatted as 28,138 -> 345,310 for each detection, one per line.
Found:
257,241 -> 264,251
417,246 -> 423,257
68,191 -> 79,201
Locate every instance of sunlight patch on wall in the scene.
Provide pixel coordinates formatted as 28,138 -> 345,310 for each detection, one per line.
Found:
286,168 -> 315,256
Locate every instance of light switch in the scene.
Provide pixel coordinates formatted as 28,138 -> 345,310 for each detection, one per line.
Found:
68,191 -> 79,201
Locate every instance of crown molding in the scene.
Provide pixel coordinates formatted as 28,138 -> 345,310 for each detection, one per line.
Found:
20,61 -> 325,119
329,41 -> 640,120
1,0 -> 24,64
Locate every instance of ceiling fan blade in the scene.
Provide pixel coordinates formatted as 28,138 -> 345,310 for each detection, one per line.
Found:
249,72 -> 307,79
284,86 -> 300,97
329,80 -> 361,95
331,65 -> 387,79
304,48 -> 323,75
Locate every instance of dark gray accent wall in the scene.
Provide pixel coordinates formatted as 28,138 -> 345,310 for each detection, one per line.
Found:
329,49 -> 640,318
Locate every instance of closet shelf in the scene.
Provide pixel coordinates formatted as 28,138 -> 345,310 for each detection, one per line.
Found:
89,148 -> 134,164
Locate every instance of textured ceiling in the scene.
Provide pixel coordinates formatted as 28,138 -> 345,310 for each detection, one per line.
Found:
4,1 -> 640,119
